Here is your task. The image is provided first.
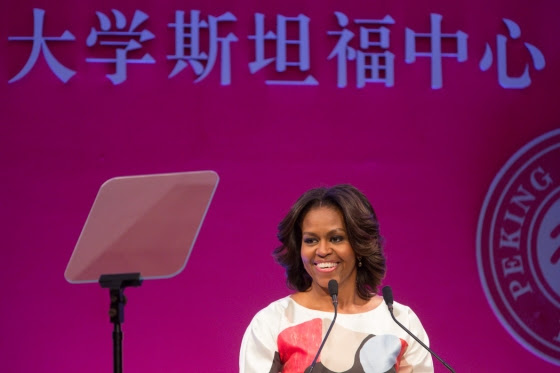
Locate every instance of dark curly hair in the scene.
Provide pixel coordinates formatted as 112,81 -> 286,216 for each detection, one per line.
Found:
273,184 -> 386,300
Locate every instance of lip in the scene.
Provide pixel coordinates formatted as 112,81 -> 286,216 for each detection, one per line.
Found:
314,261 -> 339,273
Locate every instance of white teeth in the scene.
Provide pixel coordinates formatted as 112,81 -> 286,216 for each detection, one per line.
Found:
316,262 -> 337,269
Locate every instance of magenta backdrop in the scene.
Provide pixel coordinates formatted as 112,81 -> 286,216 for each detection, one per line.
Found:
1,0 -> 559,372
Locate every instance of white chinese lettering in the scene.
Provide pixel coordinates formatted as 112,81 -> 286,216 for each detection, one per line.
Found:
405,13 -> 467,89
86,9 -> 155,85
479,19 -> 545,89
8,8 -> 76,83
249,13 -> 317,85
328,12 -> 395,88
168,10 -> 238,85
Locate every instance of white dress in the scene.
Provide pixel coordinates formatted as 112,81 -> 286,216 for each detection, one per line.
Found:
240,296 -> 434,373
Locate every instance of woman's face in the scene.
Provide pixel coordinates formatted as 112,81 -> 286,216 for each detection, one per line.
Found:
300,205 -> 358,295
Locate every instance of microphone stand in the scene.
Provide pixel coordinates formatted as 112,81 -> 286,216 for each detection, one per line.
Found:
306,280 -> 339,373
306,303 -> 337,373
99,273 -> 143,373
383,286 -> 455,373
387,309 -> 455,372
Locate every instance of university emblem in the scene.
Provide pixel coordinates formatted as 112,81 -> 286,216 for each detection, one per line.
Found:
477,129 -> 560,365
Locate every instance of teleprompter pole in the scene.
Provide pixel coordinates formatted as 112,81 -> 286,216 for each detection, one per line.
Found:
99,273 -> 143,373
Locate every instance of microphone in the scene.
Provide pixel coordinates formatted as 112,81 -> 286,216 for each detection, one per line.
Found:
382,286 -> 456,373
328,278 -> 338,308
305,279 -> 339,373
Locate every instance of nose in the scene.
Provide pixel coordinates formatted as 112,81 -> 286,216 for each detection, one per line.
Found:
316,239 -> 332,257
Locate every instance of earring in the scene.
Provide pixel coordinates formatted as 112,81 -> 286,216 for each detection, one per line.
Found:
357,257 -> 362,268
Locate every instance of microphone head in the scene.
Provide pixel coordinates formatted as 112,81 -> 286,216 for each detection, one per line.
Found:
382,286 -> 394,305
328,279 -> 338,297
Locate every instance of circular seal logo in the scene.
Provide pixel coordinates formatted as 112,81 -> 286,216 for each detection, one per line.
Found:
477,129 -> 560,366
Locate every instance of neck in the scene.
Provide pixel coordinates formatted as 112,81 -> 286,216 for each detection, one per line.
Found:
310,283 -> 363,311
335,291 -> 369,313
293,288 -> 378,314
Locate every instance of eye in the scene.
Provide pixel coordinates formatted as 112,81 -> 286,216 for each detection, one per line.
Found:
330,235 -> 345,243
303,237 -> 317,245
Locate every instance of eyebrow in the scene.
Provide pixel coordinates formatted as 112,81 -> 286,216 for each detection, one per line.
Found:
302,228 -> 346,236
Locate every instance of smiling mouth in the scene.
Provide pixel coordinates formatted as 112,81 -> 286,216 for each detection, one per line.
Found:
315,262 -> 338,271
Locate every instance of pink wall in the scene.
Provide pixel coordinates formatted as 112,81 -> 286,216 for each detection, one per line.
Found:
1,0 -> 559,372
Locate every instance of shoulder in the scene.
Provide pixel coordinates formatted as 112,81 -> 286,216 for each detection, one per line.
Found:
246,293 -> 332,335
247,296 -> 293,328
386,301 -> 433,370
388,300 -> 430,347
392,300 -> 424,325
241,296 -> 296,348
359,298 -> 427,337
255,296 -> 293,315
